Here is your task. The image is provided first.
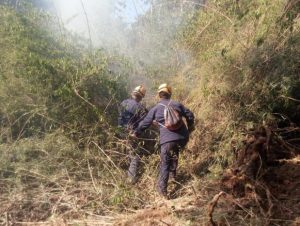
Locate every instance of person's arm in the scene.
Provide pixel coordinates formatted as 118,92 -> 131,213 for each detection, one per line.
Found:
117,101 -> 126,126
136,104 -> 148,123
181,104 -> 195,131
134,107 -> 156,136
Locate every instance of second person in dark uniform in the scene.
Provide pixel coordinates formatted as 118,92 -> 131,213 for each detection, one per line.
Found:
118,85 -> 148,184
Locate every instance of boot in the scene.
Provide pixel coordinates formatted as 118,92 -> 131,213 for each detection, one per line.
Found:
156,185 -> 169,200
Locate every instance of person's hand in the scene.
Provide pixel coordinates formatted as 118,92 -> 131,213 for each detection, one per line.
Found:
129,132 -> 138,139
188,124 -> 195,133
152,120 -> 159,127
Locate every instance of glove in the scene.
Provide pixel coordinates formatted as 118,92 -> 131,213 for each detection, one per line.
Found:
152,120 -> 159,127
188,124 -> 195,133
129,131 -> 138,139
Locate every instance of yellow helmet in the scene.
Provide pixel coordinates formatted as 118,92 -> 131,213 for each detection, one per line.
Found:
132,85 -> 146,97
157,83 -> 172,95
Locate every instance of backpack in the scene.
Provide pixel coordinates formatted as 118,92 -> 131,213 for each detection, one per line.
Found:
159,101 -> 183,131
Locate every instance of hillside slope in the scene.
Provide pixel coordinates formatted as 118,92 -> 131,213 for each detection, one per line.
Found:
1,0 -> 300,225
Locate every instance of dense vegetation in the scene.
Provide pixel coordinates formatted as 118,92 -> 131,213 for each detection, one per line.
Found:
0,3 -> 132,221
1,0 -> 300,225
181,0 -> 300,168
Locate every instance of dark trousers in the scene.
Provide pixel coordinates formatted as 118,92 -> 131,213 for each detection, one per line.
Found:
127,139 -> 142,182
117,128 -> 142,182
158,139 -> 187,194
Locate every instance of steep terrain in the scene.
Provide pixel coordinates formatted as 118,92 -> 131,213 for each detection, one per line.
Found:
1,0 -> 300,225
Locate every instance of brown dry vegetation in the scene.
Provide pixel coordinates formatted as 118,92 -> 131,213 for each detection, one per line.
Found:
1,0 -> 300,225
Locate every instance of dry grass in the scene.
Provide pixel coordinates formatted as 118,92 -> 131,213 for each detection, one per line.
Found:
2,0 -> 300,225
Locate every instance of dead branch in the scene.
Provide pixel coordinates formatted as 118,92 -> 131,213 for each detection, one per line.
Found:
73,88 -> 96,109
159,219 -> 171,226
208,191 -> 225,226
266,187 -> 273,219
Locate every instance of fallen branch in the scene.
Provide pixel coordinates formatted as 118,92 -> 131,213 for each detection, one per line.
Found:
207,191 -> 225,226
74,88 -> 96,109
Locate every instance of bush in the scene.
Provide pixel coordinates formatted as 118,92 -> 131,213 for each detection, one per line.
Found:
0,5 -> 128,143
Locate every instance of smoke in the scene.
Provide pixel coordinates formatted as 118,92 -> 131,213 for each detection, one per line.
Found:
4,0 -> 201,72
52,0 -> 147,50
51,0 -> 199,53
50,0 -> 201,93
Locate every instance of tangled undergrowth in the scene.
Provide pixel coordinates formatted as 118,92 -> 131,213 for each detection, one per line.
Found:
1,0 -> 300,225
212,125 -> 300,225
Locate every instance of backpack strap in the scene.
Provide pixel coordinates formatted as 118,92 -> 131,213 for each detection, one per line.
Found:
156,121 -> 167,128
157,103 -> 167,128
158,103 -> 167,107
158,100 -> 172,107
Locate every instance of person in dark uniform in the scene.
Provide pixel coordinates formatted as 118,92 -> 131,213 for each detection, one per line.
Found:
118,85 -> 147,184
133,83 -> 195,198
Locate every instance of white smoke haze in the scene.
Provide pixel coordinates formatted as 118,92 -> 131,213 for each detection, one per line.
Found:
50,0 -> 201,94
52,0 -> 147,50
51,0 -> 199,54
3,0 -> 201,67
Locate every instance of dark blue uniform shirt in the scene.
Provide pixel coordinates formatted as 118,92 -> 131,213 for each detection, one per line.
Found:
135,99 -> 194,144
118,98 -> 147,130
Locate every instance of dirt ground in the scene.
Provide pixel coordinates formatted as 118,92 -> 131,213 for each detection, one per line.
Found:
2,126 -> 300,226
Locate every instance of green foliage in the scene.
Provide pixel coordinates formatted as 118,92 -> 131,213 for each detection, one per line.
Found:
1,0 -> 300,224
0,4 -> 138,222
0,5 -> 128,142
179,0 -> 300,128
